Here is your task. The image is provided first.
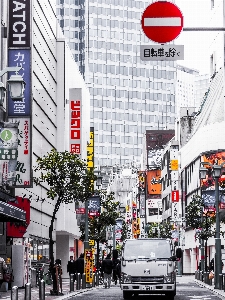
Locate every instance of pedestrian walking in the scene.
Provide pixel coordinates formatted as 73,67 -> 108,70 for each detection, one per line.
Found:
75,253 -> 85,275
112,257 -> 120,285
67,256 -> 76,281
102,253 -> 113,288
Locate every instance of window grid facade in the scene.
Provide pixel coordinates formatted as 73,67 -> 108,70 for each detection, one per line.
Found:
56,0 -> 177,166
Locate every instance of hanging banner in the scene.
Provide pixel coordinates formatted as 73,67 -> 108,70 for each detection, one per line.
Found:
8,118 -> 32,187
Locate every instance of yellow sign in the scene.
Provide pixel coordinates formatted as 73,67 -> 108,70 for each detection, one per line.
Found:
85,249 -> 93,283
89,240 -> 95,246
170,159 -> 178,171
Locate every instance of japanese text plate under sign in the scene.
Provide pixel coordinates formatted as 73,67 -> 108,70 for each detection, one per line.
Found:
140,45 -> 184,61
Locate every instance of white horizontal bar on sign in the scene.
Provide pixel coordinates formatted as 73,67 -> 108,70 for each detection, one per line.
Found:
144,17 -> 181,27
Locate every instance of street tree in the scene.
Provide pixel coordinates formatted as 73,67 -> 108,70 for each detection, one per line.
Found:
186,194 -> 216,240
34,149 -> 95,265
146,222 -> 173,238
79,190 -> 120,268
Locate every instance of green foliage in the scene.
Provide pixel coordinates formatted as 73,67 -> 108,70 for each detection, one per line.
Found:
34,149 -> 95,203
186,194 -> 216,240
79,191 -> 121,242
146,222 -> 173,238
120,220 -> 128,241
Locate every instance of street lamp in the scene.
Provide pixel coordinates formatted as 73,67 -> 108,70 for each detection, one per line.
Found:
0,67 -> 26,103
199,160 -> 225,289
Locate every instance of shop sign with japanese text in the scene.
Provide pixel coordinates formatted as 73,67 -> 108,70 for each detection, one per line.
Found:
9,118 -> 32,187
69,88 -> 82,155
8,49 -> 31,117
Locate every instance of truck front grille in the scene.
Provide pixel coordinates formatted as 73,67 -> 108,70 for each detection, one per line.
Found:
132,276 -> 164,283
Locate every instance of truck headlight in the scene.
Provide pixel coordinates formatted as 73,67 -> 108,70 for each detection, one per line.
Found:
122,274 -> 132,283
164,273 -> 174,283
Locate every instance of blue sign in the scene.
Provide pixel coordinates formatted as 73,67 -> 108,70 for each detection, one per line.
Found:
8,49 -> 31,117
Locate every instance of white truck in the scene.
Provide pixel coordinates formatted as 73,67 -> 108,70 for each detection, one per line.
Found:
121,238 -> 180,300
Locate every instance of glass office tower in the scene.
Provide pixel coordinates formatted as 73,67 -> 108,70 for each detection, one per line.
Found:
56,0 -> 177,166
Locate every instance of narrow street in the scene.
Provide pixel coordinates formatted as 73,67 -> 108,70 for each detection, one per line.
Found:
66,277 -> 225,300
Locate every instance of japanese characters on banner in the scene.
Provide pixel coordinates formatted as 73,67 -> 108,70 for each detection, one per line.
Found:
69,88 -> 82,155
8,50 -> 31,116
0,122 -> 18,186
12,118 -> 31,187
125,204 -> 132,239
8,1 -> 32,187
85,249 -> 93,284
170,147 -> 179,219
87,128 -> 94,171
147,170 -> 162,195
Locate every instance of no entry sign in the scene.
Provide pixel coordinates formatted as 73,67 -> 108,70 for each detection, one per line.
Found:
141,1 -> 183,44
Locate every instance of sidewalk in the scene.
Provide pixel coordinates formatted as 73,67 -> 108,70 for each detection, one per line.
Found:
176,273 -> 225,299
0,280 -> 95,300
194,276 -> 225,299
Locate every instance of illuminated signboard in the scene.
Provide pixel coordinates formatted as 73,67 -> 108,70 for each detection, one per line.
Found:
69,88 -> 82,155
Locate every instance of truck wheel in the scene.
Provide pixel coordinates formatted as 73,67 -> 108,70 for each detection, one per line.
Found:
165,292 -> 174,300
123,291 -> 132,299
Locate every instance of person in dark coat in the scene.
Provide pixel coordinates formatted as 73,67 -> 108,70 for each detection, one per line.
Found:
102,253 -> 113,288
112,257 -> 120,285
75,253 -> 84,275
67,256 -> 76,281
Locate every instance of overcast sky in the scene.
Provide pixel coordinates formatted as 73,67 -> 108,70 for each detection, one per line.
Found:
175,0 -> 212,75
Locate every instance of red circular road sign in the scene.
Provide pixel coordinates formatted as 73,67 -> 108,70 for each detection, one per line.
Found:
141,1 -> 183,44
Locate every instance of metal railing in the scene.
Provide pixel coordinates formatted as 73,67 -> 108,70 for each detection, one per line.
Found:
10,271 -> 102,299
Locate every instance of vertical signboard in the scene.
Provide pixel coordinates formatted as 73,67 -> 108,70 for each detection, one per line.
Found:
8,50 -> 31,116
69,88 -> 82,155
87,127 -> 94,171
14,118 -> 31,187
8,0 -> 31,48
170,145 -> 179,219
0,122 -> 18,186
8,0 -> 32,187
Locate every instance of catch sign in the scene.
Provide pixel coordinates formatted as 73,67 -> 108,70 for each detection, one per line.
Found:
141,1 -> 183,43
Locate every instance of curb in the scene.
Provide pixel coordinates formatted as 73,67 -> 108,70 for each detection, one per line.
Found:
194,279 -> 225,299
54,286 -> 101,299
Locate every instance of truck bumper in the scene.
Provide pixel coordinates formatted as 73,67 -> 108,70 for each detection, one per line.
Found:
121,283 -> 175,293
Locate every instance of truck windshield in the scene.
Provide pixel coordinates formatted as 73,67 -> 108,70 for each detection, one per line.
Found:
123,240 -> 171,260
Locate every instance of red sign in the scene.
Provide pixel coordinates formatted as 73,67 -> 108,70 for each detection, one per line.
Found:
171,190 -> 179,202
76,208 -> 85,214
7,196 -> 30,237
141,1 -> 183,43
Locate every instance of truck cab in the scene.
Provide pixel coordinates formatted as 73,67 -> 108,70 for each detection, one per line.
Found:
121,238 -> 179,300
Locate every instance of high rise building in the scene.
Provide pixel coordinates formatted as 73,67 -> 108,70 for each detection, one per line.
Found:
56,0 -> 179,166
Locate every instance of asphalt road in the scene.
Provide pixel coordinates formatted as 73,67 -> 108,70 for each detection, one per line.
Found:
68,282 -> 225,300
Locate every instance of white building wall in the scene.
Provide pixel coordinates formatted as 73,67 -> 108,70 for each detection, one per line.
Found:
12,0 -> 90,265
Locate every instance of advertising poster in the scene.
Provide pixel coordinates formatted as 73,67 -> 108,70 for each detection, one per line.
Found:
201,151 -> 225,209
147,170 -> 162,195
88,196 -> 100,217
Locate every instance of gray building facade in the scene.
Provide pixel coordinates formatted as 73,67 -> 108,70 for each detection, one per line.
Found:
56,0 -> 177,166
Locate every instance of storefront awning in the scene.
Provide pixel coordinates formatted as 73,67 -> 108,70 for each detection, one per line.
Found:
0,201 -> 26,222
